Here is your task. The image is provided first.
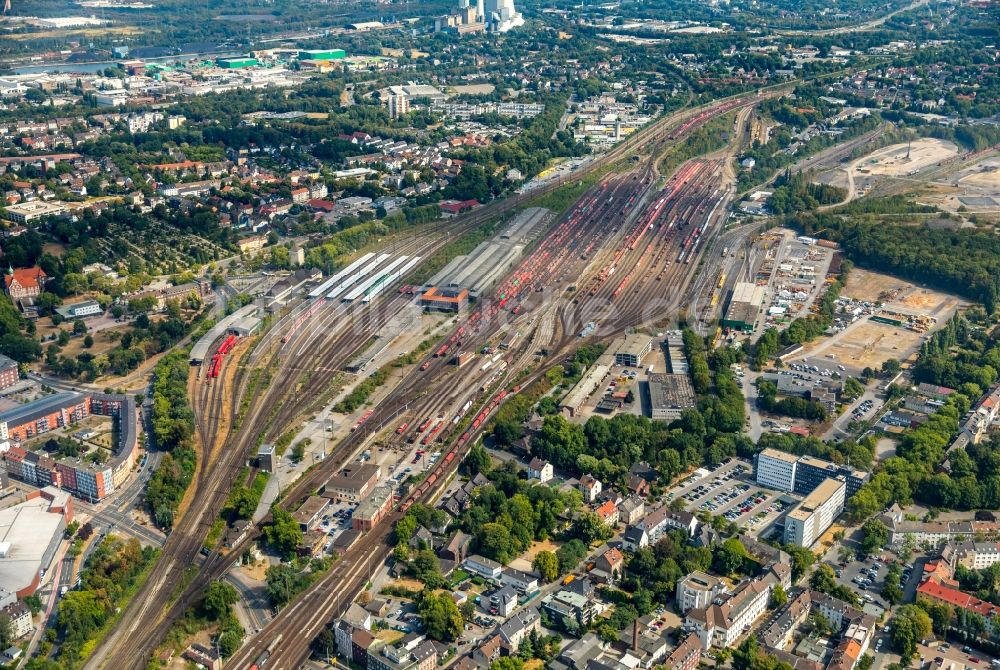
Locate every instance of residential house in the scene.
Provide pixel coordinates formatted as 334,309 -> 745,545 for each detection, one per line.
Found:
595,499 -> 619,527
618,496 -> 645,525
685,574 -> 778,649
485,585 -> 519,618
500,567 -> 539,594
528,457 -> 553,484
592,547 -> 624,584
464,554 -> 502,581
622,525 -> 649,552
498,607 -> 541,652
579,475 -> 602,503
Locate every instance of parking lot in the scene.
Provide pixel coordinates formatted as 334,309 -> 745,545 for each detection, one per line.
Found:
318,501 -> 358,554
664,459 -> 797,536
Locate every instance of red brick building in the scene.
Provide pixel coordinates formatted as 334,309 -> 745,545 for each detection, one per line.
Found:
0,354 -> 18,390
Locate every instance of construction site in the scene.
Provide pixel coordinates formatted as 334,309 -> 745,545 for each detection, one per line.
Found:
784,267 -> 966,374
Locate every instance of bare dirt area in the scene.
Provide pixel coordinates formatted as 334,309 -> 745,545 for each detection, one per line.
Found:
793,268 -> 964,373
917,156 -> 1000,214
854,138 -> 958,177
449,84 -> 496,95
385,578 -> 425,592
841,268 -> 908,303
520,538 -> 560,562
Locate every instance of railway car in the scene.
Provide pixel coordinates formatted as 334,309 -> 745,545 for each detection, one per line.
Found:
396,422 -> 409,434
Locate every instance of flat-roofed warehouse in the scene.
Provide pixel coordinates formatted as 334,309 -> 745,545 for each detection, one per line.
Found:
420,207 -> 550,306
647,373 -> 697,421
722,282 -> 766,332
0,488 -> 70,597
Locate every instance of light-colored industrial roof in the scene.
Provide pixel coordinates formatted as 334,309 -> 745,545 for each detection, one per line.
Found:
731,281 -> 766,306
617,334 -> 653,358
0,495 -> 65,595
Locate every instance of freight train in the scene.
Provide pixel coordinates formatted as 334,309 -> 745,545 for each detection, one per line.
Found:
400,384 -> 520,512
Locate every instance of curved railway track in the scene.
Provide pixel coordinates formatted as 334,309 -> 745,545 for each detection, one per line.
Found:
85,93 -> 771,670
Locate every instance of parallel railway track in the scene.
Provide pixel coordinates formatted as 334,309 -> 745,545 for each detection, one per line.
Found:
85,92 -> 772,670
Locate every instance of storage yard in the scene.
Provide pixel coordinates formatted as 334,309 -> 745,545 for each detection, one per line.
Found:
783,268 -> 965,374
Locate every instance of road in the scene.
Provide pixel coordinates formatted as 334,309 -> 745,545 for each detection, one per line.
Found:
773,0 -> 929,36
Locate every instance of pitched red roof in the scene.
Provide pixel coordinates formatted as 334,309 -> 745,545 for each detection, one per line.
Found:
4,266 -> 47,291
918,576 -> 1000,619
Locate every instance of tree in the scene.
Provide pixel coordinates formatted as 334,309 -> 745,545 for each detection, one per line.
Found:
843,377 -> 865,401
891,606 -> 933,662
533,550 -> 559,582
265,564 -> 309,608
264,508 -> 303,560
713,538 -> 751,576
882,564 -> 904,606
859,519 -> 889,557
770,584 -> 788,609
83,334 -> 94,348
0,614 -> 11,651
556,539 -> 588,574
491,658 -> 525,670
882,358 -> 901,376
201,580 -> 238,620
570,512 -> 612,545
219,629 -> 242,657
478,522 -> 516,564
72,320 -> 87,335
312,626 -> 336,660
419,591 -> 463,641
465,443 -> 492,476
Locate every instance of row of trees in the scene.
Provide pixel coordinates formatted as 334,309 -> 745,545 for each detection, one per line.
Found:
146,350 -> 197,528
29,537 -> 157,670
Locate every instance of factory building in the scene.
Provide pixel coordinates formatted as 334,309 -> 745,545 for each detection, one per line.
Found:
299,49 -> 346,61
783,477 -> 846,548
648,373 -> 697,421
614,334 -> 654,367
216,57 -> 258,69
421,207 -> 550,304
0,487 -> 71,597
722,282 -> 766,332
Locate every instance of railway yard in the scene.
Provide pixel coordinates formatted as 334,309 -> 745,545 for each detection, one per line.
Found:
78,92 -> 774,670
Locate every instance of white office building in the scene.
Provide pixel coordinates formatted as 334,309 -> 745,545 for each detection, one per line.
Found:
755,448 -> 798,493
783,477 -> 846,548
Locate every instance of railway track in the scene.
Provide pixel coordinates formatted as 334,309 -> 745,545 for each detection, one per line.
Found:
85,93 -> 770,670
223,99 -> 762,670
